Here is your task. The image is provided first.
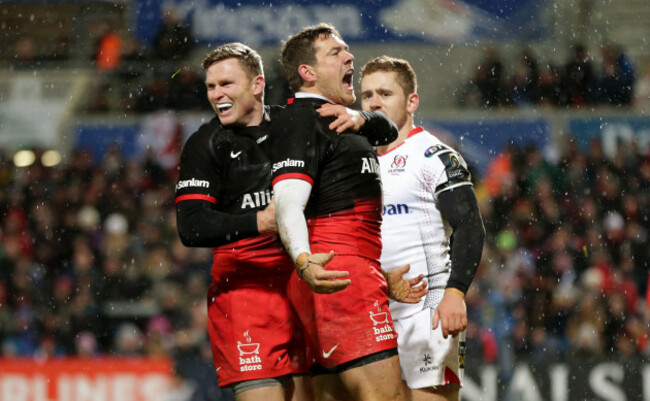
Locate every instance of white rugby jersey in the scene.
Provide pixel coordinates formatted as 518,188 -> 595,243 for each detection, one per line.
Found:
379,126 -> 473,320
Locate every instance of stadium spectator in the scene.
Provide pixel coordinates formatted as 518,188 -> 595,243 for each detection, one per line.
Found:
93,21 -> 122,71
563,44 -> 596,107
152,6 -> 194,61
634,62 -> 650,107
596,43 -> 636,106
538,63 -> 564,107
13,36 -> 39,69
474,47 -> 506,107
506,49 -> 541,106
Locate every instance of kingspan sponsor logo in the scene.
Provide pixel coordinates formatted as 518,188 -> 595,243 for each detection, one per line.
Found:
382,203 -> 410,216
176,178 -> 210,191
272,158 -> 305,172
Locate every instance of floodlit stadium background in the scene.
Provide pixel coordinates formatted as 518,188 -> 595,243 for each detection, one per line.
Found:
0,1 -> 649,400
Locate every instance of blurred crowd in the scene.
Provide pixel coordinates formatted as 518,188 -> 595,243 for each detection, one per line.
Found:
83,10 -> 214,115
468,137 -> 650,369
0,137 -> 648,374
459,43 -> 639,109
2,135 -> 649,365
0,146 -> 228,399
76,12 -> 291,115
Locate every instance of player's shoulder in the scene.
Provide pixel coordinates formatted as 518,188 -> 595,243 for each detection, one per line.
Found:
187,116 -> 223,143
408,128 -> 471,181
264,104 -> 286,121
405,128 -> 455,160
271,99 -> 319,132
183,116 -> 234,157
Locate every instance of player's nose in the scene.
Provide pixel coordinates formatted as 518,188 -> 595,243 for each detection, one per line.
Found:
343,50 -> 354,64
214,88 -> 225,100
369,95 -> 382,110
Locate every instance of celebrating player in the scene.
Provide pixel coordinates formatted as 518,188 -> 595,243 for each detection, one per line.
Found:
175,42 -> 398,401
270,24 -> 406,401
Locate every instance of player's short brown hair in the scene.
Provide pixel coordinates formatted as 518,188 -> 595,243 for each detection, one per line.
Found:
281,23 -> 342,92
201,42 -> 263,79
361,56 -> 417,96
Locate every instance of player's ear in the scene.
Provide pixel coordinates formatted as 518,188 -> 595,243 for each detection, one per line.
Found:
252,75 -> 265,97
406,93 -> 419,114
298,64 -> 316,84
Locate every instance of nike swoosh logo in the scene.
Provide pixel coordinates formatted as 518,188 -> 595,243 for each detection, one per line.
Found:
322,344 -> 339,359
231,151 -> 242,158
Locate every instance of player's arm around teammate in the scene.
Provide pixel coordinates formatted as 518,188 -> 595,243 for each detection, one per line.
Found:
270,24 -> 407,401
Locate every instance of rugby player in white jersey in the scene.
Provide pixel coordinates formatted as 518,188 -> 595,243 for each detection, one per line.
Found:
360,56 -> 485,401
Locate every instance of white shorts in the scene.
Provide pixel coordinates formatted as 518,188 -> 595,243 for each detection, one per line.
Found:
393,307 -> 465,390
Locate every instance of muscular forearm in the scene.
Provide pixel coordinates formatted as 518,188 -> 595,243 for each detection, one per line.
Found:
438,186 -> 485,294
176,200 -> 258,247
273,179 -> 312,262
358,110 -> 398,146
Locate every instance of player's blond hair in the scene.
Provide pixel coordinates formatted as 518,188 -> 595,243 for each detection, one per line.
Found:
201,42 -> 264,80
281,23 -> 343,92
361,56 -> 418,96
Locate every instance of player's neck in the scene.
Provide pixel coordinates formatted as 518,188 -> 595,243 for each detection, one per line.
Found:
245,103 -> 265,127
296,88 -> 332,102
377,122 -> 415,155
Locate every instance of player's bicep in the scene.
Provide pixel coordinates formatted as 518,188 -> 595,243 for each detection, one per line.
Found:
175,135 -> 222,204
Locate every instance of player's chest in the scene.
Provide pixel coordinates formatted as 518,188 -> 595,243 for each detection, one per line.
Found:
221,140 -> 271,181
379,150 -> 418,180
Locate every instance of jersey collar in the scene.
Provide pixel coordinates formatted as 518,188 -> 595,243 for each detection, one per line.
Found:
408,126 -> 424,138
377,126 -> 424,156
293,92 -> 334,103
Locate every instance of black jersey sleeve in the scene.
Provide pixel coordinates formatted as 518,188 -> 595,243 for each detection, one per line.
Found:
176,200 -> 258,247
437,185 -> 485,294
358,110 -> 398,146
175,120 -> 258,247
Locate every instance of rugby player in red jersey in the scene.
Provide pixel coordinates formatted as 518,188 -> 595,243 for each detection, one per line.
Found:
175,42 -> 400,401
270,24 -> 408,401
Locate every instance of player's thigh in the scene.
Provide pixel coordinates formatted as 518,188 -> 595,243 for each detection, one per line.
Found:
338,355 -> 406,401
312,373 -> 350,401
289,374 -> 314,401
410,383 -> 460,401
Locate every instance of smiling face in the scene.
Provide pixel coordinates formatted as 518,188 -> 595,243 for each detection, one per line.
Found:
205,57 -> 264,127
309,35 -> 355,105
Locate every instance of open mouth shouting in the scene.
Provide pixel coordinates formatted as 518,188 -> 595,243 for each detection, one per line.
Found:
343,69 -> 354,91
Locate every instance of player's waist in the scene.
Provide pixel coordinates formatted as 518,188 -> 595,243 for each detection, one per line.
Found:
306,199 -> 382,260
211,234 -> 293,273
388,298 -> 426,320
